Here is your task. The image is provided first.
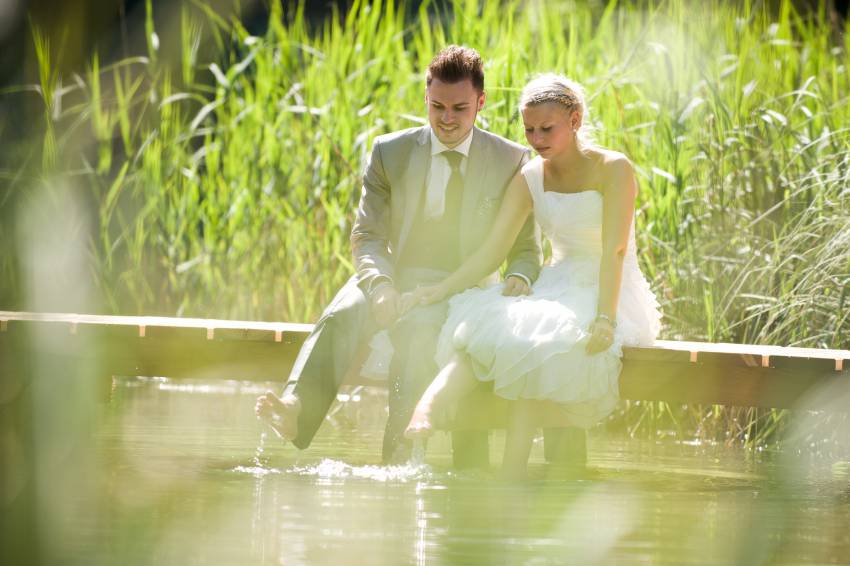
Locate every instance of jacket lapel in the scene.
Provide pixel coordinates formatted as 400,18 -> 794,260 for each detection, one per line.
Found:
396,127 -> 430,256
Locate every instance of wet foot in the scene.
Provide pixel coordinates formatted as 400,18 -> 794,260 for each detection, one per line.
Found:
404,404 -> 436,440
255,391 -> 301,441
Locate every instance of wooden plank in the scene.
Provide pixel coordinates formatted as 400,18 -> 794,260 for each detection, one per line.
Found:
3,311 -> 847,365
0,311 -> 311,333
618,360 -> 845,409
0,322 -> 305,382
2,311 -> 849,415
652,339 -> 850,361
448,358 -> 849,429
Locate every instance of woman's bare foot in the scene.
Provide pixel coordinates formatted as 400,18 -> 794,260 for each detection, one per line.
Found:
404,402 -> 436,440
255,391 -> 301,441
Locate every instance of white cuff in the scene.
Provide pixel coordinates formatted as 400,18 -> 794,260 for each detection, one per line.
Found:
505,272 -> 531,287
369,276 -> 395,296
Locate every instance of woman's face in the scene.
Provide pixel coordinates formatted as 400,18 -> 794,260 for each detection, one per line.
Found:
521,102 -> 580,157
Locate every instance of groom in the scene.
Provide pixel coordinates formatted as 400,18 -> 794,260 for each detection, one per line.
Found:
257,45 -> 541,463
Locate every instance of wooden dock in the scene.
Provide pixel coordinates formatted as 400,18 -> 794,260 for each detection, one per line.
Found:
2,311 -> 849,428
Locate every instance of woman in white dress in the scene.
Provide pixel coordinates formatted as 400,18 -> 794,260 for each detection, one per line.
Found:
402,74 -> 662,479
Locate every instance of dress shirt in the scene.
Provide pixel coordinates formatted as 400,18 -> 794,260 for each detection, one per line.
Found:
425,128 -> 473,219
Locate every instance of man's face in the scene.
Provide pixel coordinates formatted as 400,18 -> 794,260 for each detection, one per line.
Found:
425,78 -> 485,148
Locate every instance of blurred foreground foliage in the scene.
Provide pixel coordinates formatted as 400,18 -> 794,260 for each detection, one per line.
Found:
1,0 -> 849,444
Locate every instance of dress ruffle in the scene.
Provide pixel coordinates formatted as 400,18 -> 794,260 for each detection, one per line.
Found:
435,257 -> 661,428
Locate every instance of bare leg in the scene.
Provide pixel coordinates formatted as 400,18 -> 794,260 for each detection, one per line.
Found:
255,391 -> 302,441
501,399 -> 540,481
404,353 -> 479,439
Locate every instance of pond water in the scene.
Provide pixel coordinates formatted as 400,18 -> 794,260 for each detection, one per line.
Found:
35,378 -> 850,565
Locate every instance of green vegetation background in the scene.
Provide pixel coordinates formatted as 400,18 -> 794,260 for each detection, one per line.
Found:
2,0 -> 848,350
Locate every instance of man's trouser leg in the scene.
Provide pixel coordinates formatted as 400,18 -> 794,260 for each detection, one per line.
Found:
282,276 -> 373,450
382,301 -> 489,467
382,300 -> 445,463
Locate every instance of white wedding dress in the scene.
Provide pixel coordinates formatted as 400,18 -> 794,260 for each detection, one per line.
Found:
360,156 -> 662,428
431,156 -> 662,427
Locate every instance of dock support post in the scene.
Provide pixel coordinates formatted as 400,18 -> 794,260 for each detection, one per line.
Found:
543,427 -> 587,470
451,430 -> 490,469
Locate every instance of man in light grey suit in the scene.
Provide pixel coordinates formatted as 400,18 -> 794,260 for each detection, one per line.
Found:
256,46 -> 543,463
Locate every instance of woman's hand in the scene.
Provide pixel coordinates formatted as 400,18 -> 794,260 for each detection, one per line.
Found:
400,283 -> 450,314
585,316 -> 615,355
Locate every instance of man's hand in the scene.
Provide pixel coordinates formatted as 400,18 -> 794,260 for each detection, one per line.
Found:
371,284 -> 401,328
400,283 -> 449,314
501,275 -> 531,297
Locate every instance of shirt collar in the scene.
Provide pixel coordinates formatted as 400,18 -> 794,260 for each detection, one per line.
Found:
430,127 -> 474,158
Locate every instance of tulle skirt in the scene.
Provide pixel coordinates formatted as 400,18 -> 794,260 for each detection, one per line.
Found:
434,256 -> 662,428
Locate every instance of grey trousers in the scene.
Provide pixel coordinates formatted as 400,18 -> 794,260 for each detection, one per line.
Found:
282,273 -> 488,464
381,294 -> 490,464
283,275 -> 374,449
381,268 -> 489,463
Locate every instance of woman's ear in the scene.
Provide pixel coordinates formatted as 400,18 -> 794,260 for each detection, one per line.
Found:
571,109 -> 583,131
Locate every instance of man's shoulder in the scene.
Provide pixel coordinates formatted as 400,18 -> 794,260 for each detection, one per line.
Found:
475,128 -> 528,156
373,125 -> 427,148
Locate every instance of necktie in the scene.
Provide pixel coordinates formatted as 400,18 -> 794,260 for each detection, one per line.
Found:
429,150 -> 463,219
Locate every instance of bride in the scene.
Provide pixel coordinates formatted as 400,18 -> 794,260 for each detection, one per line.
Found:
402,74 -> 662,479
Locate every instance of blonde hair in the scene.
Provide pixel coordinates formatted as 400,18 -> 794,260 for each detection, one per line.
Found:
519,74 -> 594,148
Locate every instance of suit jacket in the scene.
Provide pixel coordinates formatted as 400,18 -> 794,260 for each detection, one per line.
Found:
351,125 -> 541,293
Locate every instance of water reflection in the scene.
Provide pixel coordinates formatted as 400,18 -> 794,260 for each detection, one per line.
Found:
29,377 -> 850,564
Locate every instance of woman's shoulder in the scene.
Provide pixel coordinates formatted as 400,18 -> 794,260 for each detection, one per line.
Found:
520,154 -> 544,176
587,147 -> 632,170
586,148 -> 634,188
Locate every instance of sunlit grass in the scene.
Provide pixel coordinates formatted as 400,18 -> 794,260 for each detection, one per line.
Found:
2,0 -> 849,443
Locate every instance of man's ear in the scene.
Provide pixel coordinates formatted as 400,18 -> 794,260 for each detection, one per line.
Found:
477,90 -> 486,111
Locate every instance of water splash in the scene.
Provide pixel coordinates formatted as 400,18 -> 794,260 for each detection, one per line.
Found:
232,464 -> 281,476
290,458 -> 433,483
409,439 -> 426,466
234,434 -> 434,482
232,432 -> 282,476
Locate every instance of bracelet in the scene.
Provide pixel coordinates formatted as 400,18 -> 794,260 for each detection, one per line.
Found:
595,314 -> 617,329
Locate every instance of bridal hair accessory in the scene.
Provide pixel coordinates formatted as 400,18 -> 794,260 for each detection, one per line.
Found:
518,74 -> 586,114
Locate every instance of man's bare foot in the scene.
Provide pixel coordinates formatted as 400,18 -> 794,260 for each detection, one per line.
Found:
255,391 -> 301,441
404,403 -> 436,440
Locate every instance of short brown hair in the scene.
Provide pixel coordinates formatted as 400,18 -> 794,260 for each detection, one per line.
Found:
426,45 -> 484,92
